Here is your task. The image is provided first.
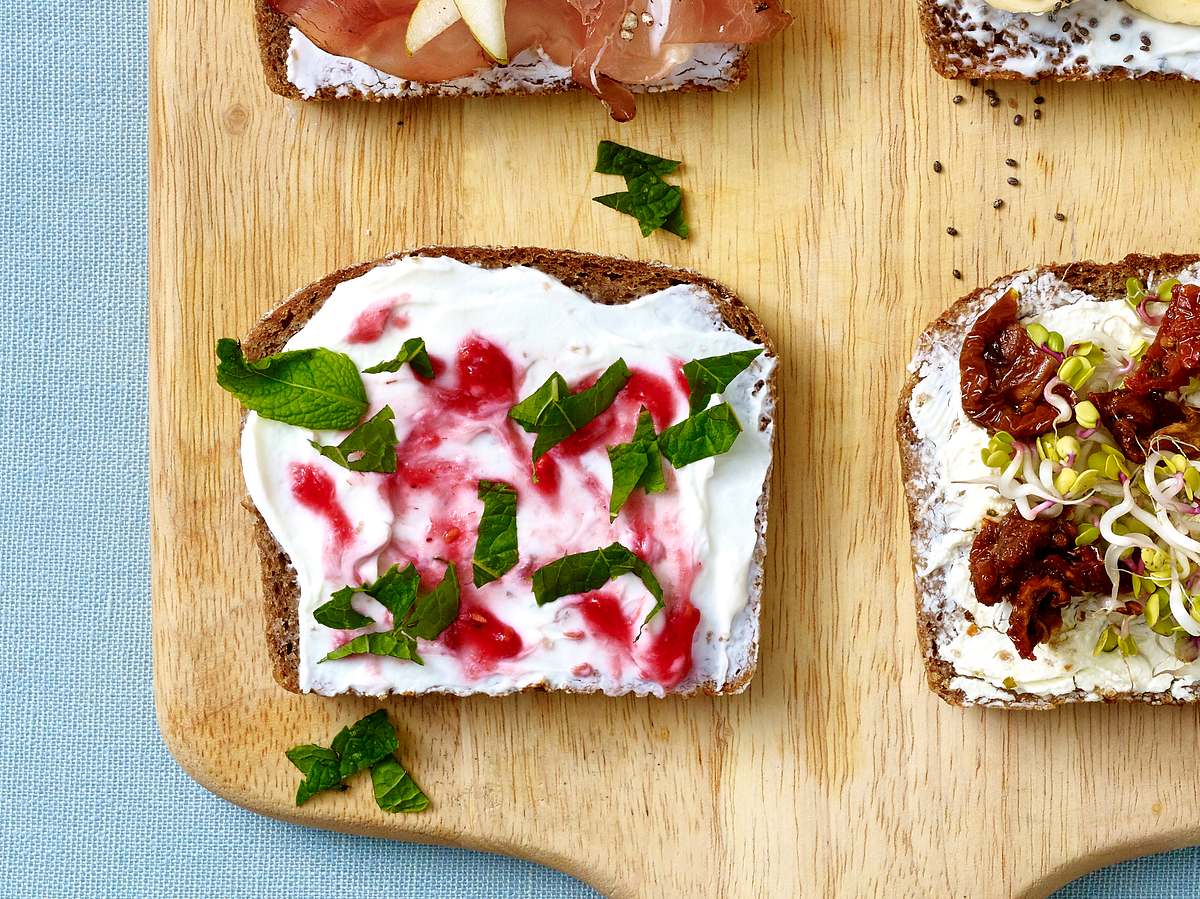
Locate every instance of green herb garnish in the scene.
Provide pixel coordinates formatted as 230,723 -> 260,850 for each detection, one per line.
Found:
311,405 -> 398,473
509,360 -> 630,461
215,338 -> 367,429
286,711 -> 428,813
472,480 -> 519,587
321,562 -> 460,664
363,337 -> 435,379
532,542 -> 664,629
607,407 -> 665,521
682,349 -> 763,413
313,585 -> 374,630
592,141 -> 688,239
657,403 -> 743,469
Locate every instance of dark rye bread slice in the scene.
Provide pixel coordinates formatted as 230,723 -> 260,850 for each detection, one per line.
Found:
254,0 -> 749,102
919,0 -> 1194,81
243,246 -> 777,694
897,252 -> 1200,708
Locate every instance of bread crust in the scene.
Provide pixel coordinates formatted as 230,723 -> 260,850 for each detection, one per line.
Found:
896,253 -> 1200,708
918,0 -> 1196,82
242,246 -> 777,696
254,0 -> 750,102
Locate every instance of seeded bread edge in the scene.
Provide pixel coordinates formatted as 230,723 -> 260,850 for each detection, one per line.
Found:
242,246 -> 777,696
254,0 -> 750,102
896,253 -> 1200,709
918,0 -> 1194,82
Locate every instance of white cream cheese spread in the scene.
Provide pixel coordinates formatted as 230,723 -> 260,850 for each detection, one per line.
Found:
938,0 -> 1200,79
241,256 -> 774,697
908,265 -> 1200,704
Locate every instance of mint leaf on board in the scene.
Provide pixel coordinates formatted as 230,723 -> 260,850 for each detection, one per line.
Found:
313,585 -> 374,630
658,402 -> 743,468
322,629 -> 422,664
594,172 -> 682,238
662,201 -> 689,239
472,481 -> 519,587
595,141 -> 680,178
402,562 -> 460,641
371,756 -> 431,813
311,406 -> 398,473
682,349 -> 763,413
607,407 -> 665,521
363,337 -> 435,379
532,542 -> 664,627
215,338 -> 367,430
330,709 -> 400,779
286,744 -> 345,806
510,360 -> 631,461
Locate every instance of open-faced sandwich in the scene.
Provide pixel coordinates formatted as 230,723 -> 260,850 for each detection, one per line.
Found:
218,247 -> 776,697
899,253 -> 1200,708
254,0 -> 792,121
921,0 -> 1200,80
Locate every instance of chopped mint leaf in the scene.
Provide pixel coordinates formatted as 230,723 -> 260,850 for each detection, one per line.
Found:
311,406 -> 398,473
509,373 -> 569,432
595,141 -> 680,178
662,201 -> 689,239
322,629 -> 421,664
330,709 -> 400,780
472,481 -> 519,587
319,562 -> 459,665
215,339 -> 368,430
532,542 -> 664,628
363,337 -> 434,379
510,360 -> 630,461
313,585 -> 374,630
682,349 -> 763,413
286,744 -> 344,806
594,172 -> 682,238
402,562 -> 460,641
658,402 -> 743,468
371,756 -> 430,813
607,407 -> 665,521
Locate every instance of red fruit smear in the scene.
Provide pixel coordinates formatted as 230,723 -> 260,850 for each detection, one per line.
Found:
441,605 -> 524,676
623,368 -> 677,430
441,336 -> 516,412
531,454 -> 560,497
290,463 -> 353,551
639,600 -> 701,690
556,367 -> 679,458
577,592 -> 633,650
346,301 -> 394,344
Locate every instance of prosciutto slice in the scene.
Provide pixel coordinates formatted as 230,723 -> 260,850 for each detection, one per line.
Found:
269,0 -> 791,118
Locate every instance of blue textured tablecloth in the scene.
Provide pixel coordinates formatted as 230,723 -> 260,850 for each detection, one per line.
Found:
1,3 -> 1194,897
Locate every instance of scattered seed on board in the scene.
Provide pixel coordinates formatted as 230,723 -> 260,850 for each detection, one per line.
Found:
947,226 -> 958,236
933,160 -> 943,173
953,269 -> 963,280
1033,109 -> 1043,120
989,96 -> 1000,107
1013,114 -> 1024,126
1007,177 -> 1020,186
1005,158 -> 1018,168
1055,212 -> 1067,222
953,95 -> 964,104
1034,96 -> 1045,104
993,199 -> 1005,209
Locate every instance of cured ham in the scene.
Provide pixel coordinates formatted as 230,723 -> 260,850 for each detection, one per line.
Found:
268,0 -> 792,118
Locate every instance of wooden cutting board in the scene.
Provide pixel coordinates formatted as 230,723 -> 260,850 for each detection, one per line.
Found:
148,0 -> 1200,895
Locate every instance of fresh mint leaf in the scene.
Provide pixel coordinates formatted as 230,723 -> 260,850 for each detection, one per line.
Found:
682,349 -> 763,413
509,373 -> 569,432
595,141 -> 680,178
313,585 -> 374,630
519,360 -> 631,460
330,709 -> 399,779
363,337 -> 434,379
659,402 -> 743,468
215,338 -> 367,429
607,407 -> 665,521
367,563 -> 421,619
371,756 -> 430,813
662,201 -> 689,239
311,405 -> 398,473
402,562 -> 460,641
594,172 -> 682,238
472,481 -> 519,587
532,542 -> 664,627
286,744 -> 344,806
322,630 -> 421,664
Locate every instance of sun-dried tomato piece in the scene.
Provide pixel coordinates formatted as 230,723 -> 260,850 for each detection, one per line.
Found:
1124,283 -> 1200,394
960,290 -> 1060,437
1089,388 -> 1186,463
969,510 -> 1073,607
1007,575 -> 1072,661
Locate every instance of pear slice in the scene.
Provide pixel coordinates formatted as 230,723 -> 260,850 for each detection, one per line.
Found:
452,0 -> 509,63
1126,0 -> 1200,25
406,0 -> 462,55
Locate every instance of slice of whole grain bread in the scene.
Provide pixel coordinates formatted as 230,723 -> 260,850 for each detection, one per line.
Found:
255,0 -> 749,102
243,246 -> 777,695
897,252 -> 1200,708
920,0 -> 1197,82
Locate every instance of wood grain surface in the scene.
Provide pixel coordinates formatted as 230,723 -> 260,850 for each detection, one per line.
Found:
148,1 -> 1200,896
